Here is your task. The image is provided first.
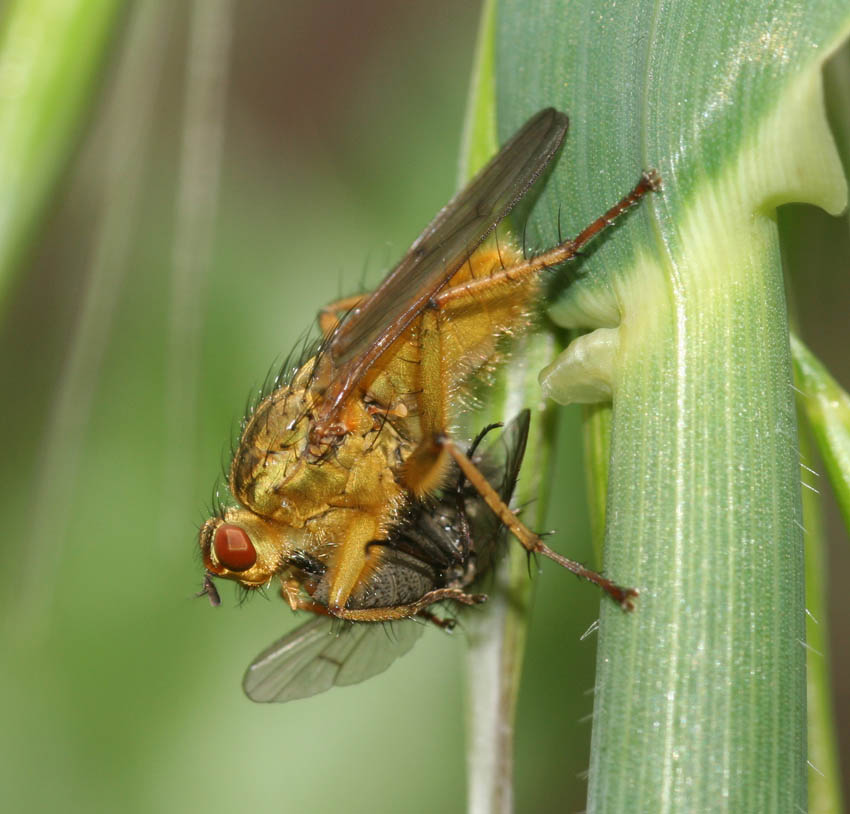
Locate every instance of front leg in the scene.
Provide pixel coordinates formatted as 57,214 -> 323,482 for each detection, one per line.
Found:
324,510 -> 381,614
318,293 -> 367,337
401,307 -> 451,497
280,576 -> 331,616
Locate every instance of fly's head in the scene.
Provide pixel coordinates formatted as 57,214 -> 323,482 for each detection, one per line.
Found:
199,507 -> 303,591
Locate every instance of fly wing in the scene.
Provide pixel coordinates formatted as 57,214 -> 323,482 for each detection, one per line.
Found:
488,409 -> 530,504
320,109 -> 569,418
242,413 -> 532,703
242,615 -> 424,703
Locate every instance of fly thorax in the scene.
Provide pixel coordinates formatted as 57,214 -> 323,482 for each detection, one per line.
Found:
230,382 -> 315,521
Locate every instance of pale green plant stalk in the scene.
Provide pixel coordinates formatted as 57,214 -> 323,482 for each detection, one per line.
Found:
792,334 -> 850,812
793,322 -> 850,536
458,1 -> 850,812
796,407 -> 845,814
581,359 -> 847,814
503,1 -> 849,810
583,403 -> 611,567
459,4 -> 562,811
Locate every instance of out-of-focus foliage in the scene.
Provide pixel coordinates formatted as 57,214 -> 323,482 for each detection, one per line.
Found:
0,3 -> 598,812
0,0 -> 123,313
0,3 -> 847,813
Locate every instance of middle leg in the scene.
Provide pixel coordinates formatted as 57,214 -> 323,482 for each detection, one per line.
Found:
440,434 -> 637,610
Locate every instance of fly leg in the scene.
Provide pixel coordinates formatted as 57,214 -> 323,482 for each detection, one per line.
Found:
324,513 -> 381,615
416,608 -> 458,631
332,587 -> 486,623
433,170 -> 660,310
400,306 -> 452,497
439,434 -> 638,610
403,174 -> 660,609
280,577 -> 333,617
318,293 -> 367,337
398,278 -> 637,608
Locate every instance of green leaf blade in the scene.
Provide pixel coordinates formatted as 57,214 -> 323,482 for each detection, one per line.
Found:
495,1 -> 850,811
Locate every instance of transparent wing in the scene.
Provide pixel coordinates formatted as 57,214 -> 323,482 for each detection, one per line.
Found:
242,615 -> 424,703
319,109 -> 569,420
242,413 -> 532,704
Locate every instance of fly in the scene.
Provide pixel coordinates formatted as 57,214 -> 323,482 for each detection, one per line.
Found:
198,108 -> 660,700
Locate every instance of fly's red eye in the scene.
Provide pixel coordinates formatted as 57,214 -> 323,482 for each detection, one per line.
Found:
213,524 -> 257,572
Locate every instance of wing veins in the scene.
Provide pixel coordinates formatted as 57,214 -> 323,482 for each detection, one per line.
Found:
320,108 -> 569,419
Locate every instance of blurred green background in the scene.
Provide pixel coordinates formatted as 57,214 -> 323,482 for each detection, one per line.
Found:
0,2 -> 846,812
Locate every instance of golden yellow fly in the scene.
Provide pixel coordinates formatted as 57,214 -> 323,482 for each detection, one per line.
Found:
199,108 -> 659,701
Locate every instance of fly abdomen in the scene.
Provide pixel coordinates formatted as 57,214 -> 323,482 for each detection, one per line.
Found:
309,548 -> 440,609
353,550 -> 440,608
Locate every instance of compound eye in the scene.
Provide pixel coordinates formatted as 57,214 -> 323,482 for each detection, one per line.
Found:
213,524 -> 257,572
